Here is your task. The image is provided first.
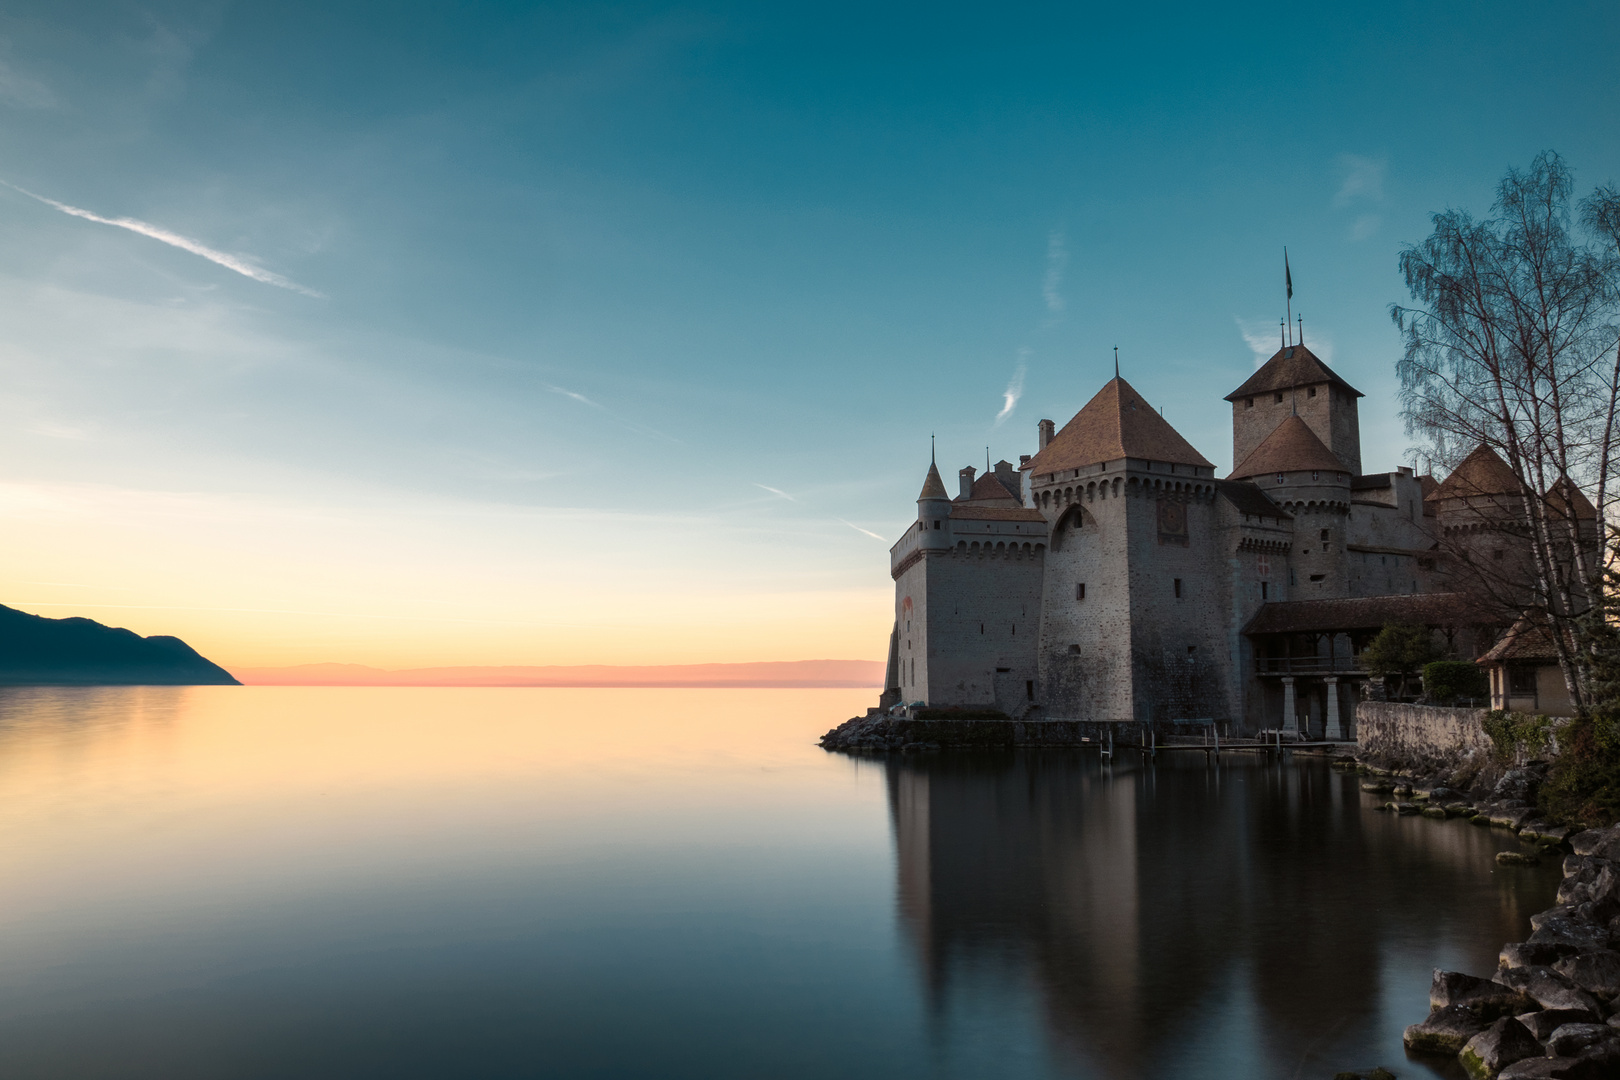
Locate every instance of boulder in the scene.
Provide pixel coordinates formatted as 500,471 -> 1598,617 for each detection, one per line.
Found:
1330,1070 -> 1396,1080
1545,1023 -> 1618,1058
1404,1004 -> 1493,1054
1361,780 -> 1396,793
1527,909 -> 1611,953
1432,970 -> 1540,1018
1460,1017 -> 1542,1080
1446,801 -> 1477,817
1424,806 -> 1449,819
1498,1058 -> 1607,1079
1493,808 -> 1538,830
1518,1009 -> 1603,1040
1571,827 -> 1620,860
1553,950 -> 1620,1001
1522,823 -> 1577,845
1503,943 -> 1577,971
1499,851 -> 1542,867
1395,802 -> 1421,815
1496,966 -> 1606,1015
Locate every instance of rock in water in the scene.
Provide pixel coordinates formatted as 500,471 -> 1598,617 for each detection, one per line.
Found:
1431,970 -> 1537,1018
1460,1017 -> 1541,1079
1495,966 -> 1605,1015
1544,1022 -> 1620,1058
1498,850 -> 1541,867
1404,1004 -> 1494,1055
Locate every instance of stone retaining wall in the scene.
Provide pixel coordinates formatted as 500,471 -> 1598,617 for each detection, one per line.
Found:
1355,701 -> 1491,763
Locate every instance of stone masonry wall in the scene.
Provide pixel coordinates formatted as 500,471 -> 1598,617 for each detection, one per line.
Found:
1355,701 -> 1491,763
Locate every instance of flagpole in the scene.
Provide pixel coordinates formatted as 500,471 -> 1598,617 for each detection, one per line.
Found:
1284,248 -> 1293,345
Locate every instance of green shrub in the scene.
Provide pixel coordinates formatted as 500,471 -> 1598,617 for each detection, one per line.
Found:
1422,660 -> 1489,705
1482,710 -> 1555,764
1539,710 -> 1620,826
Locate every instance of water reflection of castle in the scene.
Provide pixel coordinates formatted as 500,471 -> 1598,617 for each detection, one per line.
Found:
885,752 -> 1550,1078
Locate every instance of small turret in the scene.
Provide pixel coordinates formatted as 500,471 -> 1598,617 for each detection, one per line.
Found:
958,466 -> 977,500
917,460 -> 953,548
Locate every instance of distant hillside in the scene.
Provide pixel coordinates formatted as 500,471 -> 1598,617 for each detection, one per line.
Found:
235,659 -> 884,688
0,604 -> 239,686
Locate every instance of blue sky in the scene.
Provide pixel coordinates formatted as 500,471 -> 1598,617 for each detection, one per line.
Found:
0,1 -> 1615,666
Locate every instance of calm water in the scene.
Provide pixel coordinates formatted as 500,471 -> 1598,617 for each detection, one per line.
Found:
0,686 -> 1558,1079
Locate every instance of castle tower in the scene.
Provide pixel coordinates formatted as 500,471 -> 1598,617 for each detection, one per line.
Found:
1024,376 -> 1231,723
1227,414 -> 1352,597
1225,344 -> 1364,476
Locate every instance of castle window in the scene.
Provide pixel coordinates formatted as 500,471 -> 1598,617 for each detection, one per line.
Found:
1187,645 -> 1196,655
1068,644 -> 1081,654
1508,665 -> 1537,696
1011,623 -> 1015,636
980,623 -> 985,634
1276,473 -> 1285,485
1261,582 -> 1268,600
933,520 -> 941,529
1026,680 -> 1034,701
1311,470 -> 1319,481
1275,392 -> 1284,403
1308,386 -> 1317,398
1076,583 -> 1086,600
1309,574 -> 1325,582
1320,529 -> 1329,541
1174,578 -> 1182,598
1245,397 -> 1254,408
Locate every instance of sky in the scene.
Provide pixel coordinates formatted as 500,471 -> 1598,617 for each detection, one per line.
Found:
0,1 -> 1616,670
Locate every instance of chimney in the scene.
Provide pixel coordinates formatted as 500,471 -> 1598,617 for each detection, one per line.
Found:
959,466 -> 976,500
1038,419 -> 1055,449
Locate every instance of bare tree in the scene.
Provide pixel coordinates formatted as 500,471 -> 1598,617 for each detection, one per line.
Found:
1392,152 -> 1620,711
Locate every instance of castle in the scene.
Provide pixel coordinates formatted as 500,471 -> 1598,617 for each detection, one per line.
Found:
882,339 -> 1553,737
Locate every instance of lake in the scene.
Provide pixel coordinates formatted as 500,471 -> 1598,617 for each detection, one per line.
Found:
0,686 -> 1557,1079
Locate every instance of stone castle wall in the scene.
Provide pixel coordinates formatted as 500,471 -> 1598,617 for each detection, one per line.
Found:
1355,701 -> 1492,763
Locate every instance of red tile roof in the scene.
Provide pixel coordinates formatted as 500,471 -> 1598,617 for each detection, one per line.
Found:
1242,592 -> 1491,635
1547,476 -> 1599,521
1224,343 -> 1364,401
949,505 -> 1048,522
1478,614 -> 1569,664
1024,377 -> 1214,476
1227,415 -> 1347,480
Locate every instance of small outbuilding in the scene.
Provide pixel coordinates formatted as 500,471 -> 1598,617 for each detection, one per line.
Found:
1476,615 -> 1575,716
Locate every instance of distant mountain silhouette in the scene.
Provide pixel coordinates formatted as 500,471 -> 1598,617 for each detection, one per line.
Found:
0,604 -> 239,685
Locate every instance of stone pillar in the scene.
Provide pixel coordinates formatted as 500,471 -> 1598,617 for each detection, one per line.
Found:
1324,677 -> 1343,741
1281,677 -> 1298,733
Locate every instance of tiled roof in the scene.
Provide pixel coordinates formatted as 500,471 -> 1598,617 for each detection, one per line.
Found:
949,505 -> 1048,522
1224,343 -> 1364,401
1429,444 -> 1522,500
1242,592 -> 1491,635
1227,415 -> 1347,480
1024,376 -> 1214,476
961,472 -> 1020,503
918,462 -> 950,500
1547,476 -> 1598,521
1478,614 -> 1569,664
1216,480 -> 1292,520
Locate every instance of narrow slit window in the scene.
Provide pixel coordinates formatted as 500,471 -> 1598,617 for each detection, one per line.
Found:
1174,578 -> 1182,598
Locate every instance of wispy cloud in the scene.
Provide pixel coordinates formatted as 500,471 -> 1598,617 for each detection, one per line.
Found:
838,518 -> 885,541
544,384 -> 600,407
0,61 -> 56,109
753,483 -> 796,502
1234,315 -> 1333,366
2,181 -> 323,297
1042,231 -> 1068,315
1349,213 -> 1381,242
1334,154 -> 1386,208
994,353 -> 1028,426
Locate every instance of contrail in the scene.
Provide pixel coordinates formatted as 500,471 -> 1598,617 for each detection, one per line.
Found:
2,181 -> 323,297
839,518 -> 885,540
754,483 -> 796,502
545,385 -> 600,407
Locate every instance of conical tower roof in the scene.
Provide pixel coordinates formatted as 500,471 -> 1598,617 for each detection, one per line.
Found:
917,461 -> 950,500
1024,376 -> 1213,476
1428,444 -> 1522,501
1228,415 -> 1345,479
1224,343 -> 1363,401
